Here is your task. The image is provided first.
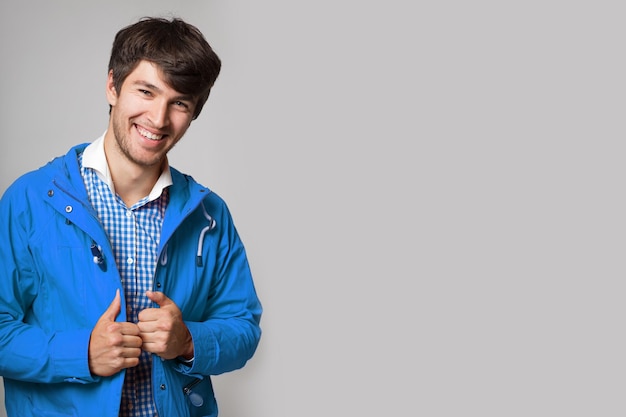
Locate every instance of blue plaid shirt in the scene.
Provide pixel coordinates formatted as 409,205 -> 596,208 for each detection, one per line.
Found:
80,135 -> 171,417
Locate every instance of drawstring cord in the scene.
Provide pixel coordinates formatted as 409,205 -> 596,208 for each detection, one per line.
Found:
196,202 -> 216,266
157,202 -> 217,267
160,243 -> 168,266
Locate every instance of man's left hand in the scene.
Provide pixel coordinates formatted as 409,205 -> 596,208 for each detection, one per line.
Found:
138,291 -> 194,360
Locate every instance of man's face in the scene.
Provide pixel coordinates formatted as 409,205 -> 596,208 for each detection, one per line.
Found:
105,60 -> 196,169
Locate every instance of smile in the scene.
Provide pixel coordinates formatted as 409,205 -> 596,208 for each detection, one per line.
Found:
136,125 -> 164,141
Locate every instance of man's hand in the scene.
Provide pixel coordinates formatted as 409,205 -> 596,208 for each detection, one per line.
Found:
138,291 -> 194,360
88,289 -> 142,376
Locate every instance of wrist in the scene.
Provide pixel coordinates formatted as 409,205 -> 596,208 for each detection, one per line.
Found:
181,331 -> 194,360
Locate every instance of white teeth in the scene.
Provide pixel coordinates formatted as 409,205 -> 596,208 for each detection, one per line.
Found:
137,126 -> 163,140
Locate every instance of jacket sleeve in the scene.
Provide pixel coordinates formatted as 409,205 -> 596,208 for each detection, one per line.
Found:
0,183 -> 97,384
172,198 -> 263,377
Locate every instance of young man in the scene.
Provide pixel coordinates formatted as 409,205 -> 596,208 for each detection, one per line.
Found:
0,17 -> 262,417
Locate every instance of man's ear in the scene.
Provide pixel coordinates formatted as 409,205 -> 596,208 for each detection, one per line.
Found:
105,70 -> 118,106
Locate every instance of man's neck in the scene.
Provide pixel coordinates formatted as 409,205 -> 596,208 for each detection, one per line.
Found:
103,138 -> 164,208
111,168 -> 161,207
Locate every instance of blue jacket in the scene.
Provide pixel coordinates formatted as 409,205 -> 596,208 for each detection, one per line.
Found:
0,144 -> 262,416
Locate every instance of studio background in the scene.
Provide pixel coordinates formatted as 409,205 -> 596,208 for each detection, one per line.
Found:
0,1 -> 623,416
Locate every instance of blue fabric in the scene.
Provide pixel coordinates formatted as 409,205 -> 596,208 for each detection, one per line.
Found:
0,143 -> 263,417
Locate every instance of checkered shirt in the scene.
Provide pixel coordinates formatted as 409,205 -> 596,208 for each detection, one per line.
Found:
79,147 -> 169,417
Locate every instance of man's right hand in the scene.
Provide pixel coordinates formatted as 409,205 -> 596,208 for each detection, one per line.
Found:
88,289 -> 142,377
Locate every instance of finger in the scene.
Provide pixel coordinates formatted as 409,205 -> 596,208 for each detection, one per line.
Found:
121,334 -> 144,349
118,322 -> 141,336
120,356 -> 140,368
145,291 -> 173,308
136,319 -> 158,334
140,341 -> 168,357
140,341 -> 157,353
102,289 -> 121,322
137,307 -> 161,323
120,347 -> 142,359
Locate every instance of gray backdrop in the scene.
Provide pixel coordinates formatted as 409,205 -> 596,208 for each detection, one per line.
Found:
0,1 -> 623,416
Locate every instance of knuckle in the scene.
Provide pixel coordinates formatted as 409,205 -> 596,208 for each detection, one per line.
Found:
109,334 -> 123,347
106,322 -> 121,333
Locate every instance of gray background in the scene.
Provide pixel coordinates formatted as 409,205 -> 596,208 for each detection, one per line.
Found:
0,1 -> 624,416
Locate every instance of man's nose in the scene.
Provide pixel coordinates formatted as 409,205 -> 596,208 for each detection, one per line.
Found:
148,100 -> 170,128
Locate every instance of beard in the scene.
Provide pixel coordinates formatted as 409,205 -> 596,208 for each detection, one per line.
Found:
111,116 -> 174,168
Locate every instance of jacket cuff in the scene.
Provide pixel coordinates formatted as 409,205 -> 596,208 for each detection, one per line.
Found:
51,328 -> 99,383
171,321 -> 216,376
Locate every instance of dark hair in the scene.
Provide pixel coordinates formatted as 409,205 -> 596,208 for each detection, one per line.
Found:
108,17 -> 221,119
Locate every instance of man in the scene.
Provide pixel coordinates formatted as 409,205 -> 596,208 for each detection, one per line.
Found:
0,17 -> 262,417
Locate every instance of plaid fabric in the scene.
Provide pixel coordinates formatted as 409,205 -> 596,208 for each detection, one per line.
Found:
80,151 -> 168,417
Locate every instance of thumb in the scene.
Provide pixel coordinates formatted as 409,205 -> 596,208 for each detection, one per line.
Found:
101,289 -> 121,321
146,291 -> 173,308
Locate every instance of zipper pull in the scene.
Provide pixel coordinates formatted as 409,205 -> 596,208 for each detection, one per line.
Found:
183,378 -> 204,407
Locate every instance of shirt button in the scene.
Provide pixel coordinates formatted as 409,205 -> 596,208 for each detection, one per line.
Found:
127,257 -> 134,265
126,210 -> 132,217
160,384 -> 166,390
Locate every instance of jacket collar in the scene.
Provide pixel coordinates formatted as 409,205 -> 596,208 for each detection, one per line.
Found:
160,167 -> 213,250
47,143 -> 214,254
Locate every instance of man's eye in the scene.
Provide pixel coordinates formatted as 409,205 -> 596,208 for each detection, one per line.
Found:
139,89 -> 151,96
175,101 -> 189,108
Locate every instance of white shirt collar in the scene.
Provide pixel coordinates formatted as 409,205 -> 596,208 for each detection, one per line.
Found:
82,132 -> 173,202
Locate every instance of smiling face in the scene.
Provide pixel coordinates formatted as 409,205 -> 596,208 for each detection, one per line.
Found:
104,60 -> 196,172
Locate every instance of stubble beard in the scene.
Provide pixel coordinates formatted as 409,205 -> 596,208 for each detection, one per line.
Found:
112,118 -> 167,168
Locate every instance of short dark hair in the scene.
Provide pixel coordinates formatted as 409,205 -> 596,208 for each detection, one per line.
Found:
108,17 -> 221,119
